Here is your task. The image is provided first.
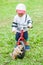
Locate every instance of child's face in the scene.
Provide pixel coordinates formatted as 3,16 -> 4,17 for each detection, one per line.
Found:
18,13 -> 24,17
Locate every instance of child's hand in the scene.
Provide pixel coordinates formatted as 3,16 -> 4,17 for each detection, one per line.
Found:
12,27 -> 16,34
28,24 -> 32,28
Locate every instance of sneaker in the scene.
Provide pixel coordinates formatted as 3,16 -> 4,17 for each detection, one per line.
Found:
25,45 -> 30,51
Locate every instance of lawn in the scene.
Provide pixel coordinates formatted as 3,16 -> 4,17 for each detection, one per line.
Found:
0,0 -> 43,65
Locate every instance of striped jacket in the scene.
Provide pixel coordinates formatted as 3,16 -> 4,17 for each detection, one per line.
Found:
12,14 -> 32,32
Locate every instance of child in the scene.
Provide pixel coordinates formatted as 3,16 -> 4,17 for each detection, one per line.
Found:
12,3 -> 32,50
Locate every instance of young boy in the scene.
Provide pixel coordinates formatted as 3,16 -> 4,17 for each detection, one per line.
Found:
12,3 -> 32,50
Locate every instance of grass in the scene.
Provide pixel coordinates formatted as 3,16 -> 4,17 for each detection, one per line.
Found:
0,0 -> 43,65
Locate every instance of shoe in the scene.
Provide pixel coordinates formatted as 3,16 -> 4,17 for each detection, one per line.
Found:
25,45 -> 30,51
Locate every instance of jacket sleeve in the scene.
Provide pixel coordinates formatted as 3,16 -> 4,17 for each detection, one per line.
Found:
27,15 -> 32,28
12,16 -> 17,32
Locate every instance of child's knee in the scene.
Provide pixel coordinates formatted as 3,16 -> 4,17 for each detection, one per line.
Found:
15,32 -> 20,41
24,31 -> 28,40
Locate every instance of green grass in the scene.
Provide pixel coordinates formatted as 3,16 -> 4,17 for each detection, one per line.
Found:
0,0 -> 43,65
